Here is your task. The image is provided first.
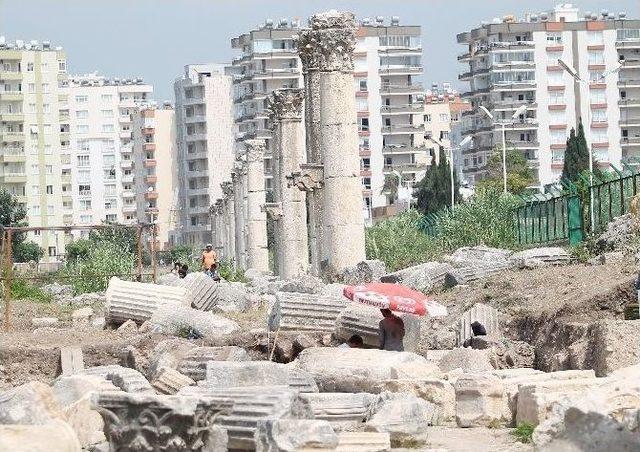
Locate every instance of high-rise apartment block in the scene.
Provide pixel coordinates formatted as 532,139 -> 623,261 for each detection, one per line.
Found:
229,17 -> 426,224
132,105 -> 177,250
457,5 -> 640,188
0,37 -> 68,259
64,74 -> 152,227
173,64 -> 235,245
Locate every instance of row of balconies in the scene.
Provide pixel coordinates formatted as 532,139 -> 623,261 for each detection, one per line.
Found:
380,104 -> 423,114
381,124 -> 424,134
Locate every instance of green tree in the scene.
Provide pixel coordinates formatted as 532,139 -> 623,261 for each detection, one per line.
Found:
414,147 -> 460,214
13,241 -> 44,263
477,146 -> 536,195
382,174 -> 399,204
65,239 -> 92,262
562,119 -> 590,182
0,188 -> 30,258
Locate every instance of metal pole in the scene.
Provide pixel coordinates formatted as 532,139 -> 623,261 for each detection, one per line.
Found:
150,224 -> 157,284
502,123 -> 507,194
450,146 -> 455,209
135,225 -> 142,282
4,230 -> 13,330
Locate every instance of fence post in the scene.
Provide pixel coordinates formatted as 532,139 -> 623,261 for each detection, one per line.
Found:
568,195 -> 584,246
151,224 -> 157,284
135,225 -> 142,282
3,230 -> 13,330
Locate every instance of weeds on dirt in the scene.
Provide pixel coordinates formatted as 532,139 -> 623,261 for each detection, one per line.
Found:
7,278 -> 52,303
512,422 -> 534,443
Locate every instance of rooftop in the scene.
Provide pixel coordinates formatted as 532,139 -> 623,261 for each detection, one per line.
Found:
0,35 -> 62,51
66,73 -> 149,87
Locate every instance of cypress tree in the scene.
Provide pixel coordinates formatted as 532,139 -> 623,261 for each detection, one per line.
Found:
414,146 -> 460,214
562,119 -> 590,182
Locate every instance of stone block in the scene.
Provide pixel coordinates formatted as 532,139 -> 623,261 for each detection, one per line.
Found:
0,381 -> 66,425
0,420 -> 82,452
279,275 -> 324,294
116,319 -> 138,334
381,261 -> 454,293
177,346 -> 250,381
456,303 -> 500,346
60,346 -> 85,376
294,347 -> 439,393
149,303 -> 240,339
64,394 -> 105,447
336,431 -> 391,451
179,385 -> 313,451
256,419 -> 339,452
300,392 -> 378,430
439,348 -> 494,373
335,304 -> 421,352
205,361 -> 318,393
376,379 -> 455,423
105,277 -> 188,325
52,375 -> 120,408
71,307 -> 93,327
365,393 -> 438,446
516,378 -> 607,426
589,319 -> 640,377
338,260 -> 387,285
455,373 -> 510,428
448,246 -> 513,267
444,263 -> 508,288
216,282 -> 254,313
178,271 -> 219,311
268,292 -> 346,333
470,336 -> 535,369
510,247 -> 570,267
80,365 -> 154,393
151,367 -> 195,395
146,338 -> 198,380
157,272 -> 182,286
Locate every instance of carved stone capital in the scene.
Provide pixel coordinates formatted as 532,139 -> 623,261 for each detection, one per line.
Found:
221,181 -> 234,198
267,88 -> 304,121
288,164 -> 325,192
93,392 -> 231,452
261,202 -> 284,219
214,199 -> 224,215
245,139 -> 266,163
296,10 -> 356,73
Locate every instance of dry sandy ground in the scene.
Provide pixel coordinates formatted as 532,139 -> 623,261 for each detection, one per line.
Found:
419,426 -> 533,452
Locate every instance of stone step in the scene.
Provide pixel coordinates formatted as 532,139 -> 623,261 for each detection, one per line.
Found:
105,277 -> 188,325
60,346 -> 84,376
80,365 -> 154,394
268,292 -> 346,333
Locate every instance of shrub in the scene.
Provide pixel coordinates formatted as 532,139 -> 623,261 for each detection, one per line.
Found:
365,210 -> 441,272
13,241 -> 44,263
6,278 -> 52,303
218,258 -> 247,283
65,239 -> 92,262
62,242 -> 135,294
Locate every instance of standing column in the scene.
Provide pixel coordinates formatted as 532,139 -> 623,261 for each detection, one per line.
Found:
312,11 -> 366,275
231,164 -> 246,269
213,199 -> 224,259
221,182 -> 236,266
268,88 -> 309,279
244,140 -> 269,272
297,30 -> 324,276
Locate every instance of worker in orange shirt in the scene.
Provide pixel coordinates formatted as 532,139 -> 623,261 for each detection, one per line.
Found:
201,243 -> 217,271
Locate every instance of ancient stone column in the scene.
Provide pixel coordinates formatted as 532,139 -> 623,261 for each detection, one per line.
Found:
231,163 -> 246,269
221,182 -> 236,266
267,88 -> 309,279
244,140 -> 269,272
297,30 -> 324,276
213,199 -> 225,258
313,11 -> 366,275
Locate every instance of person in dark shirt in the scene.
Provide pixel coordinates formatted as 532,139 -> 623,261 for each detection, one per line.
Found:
378,309 -> 405,352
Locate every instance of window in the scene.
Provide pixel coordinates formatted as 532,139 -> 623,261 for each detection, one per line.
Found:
589,89 -> 606,104
41,62 -> 48,72
104,184 -> 116,196
547,70 -> 564,85
424,114 -> 432,123
32,205 -> 40,215
77,155 -> 90,167
356,98 -> 368,111
47,205 -> 54,215
550,130 -> 565,144
80,215 -> 92,224
75,95 -> 88,103
102,124 -> 115,133
44,144 -> 52,155
546,32 -> 562,44
79,200 -> 92,211
440,131 -> 450,140
549,91 -> 565,105
28,103 -> 36,113
104,199 -> 117,210
41,83 -> 49,93
76,110 -> 89,119
32,185 -> 39,195
58,60 -> 66,72
592,109 -> 607,123
104,168 -> 116,180
617,29 -> 640,42
28,83 -> 35,93
359,80 -> 367,92
101,109 -> 114,118
103,155 -> 115,167
78,170 -> 91,183
358,117 -> 369,132
362,177 -> 372,190
101,94 -> 113,102
360,137 -> 370,149
45,165 -> 53,174
26,62 -> 34,72
31,164 -> 39,173
588,51 -> 604,65
43,124 -> 52,134
41,103 -> 50,114
77,124 -> 89,134
587,31 -> 603,45
439,113 -> 449,122
549,109 -> 566,124
591,128 -> 608,143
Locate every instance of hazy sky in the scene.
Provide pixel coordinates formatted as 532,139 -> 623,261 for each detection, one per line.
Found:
2,0 -> 639,100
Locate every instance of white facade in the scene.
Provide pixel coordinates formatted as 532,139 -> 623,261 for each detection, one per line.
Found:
173,64 -> 235,245
64,74 -> 152,227
0,38 -> 68,260
457,5 -> 640,188
229,17 -> 425,224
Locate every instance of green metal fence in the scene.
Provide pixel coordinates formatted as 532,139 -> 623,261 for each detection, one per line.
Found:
589,165 -> 640,234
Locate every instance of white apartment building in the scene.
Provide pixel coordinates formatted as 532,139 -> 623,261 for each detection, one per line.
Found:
229,17 -> 426,224
458,5 -> 640,188
132,105 -> 177,250
63,74 -> 152,228
0,37 -> 68,260
173,64 -> 235,245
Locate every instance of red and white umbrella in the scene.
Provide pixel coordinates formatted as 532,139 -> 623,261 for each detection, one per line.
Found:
343,283 -> 448,317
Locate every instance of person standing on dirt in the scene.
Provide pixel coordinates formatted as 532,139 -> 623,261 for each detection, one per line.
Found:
378,309 -> 405,352
201,244 -> 217,271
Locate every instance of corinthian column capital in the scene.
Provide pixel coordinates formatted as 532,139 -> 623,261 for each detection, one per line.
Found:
297,10 -> 356,73
244,139 -> 266,163
267,88 -> 304,121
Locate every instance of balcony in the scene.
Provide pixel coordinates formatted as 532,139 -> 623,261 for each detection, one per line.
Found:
0,132 -> 24,142
618,80 -> 640,89
381,124 -> 424,134
382,163 -> 424,172
252,68 -> 299,79
1,172 -> 27,183
143,159 -> 157,168
0,70 -> 22,81
380,83 -> 423,95
616,40 -> 640,50
141,127 -> 155,135
186,133 -> 207,142
122,204 -> 137,213
508,140 -> 539,148
382,145 -> 427,155
63,214 -> 73,225
79,190 -> 92,197
622,137 -> 640,146
61,174 -> 71,184
619,98 -> 640,108
0,113 -> 24,122
120,159 -> 133,169
145,175 -> 158,184
381,104 -> 424,114
378,66 -> 423,76
122,190 -> 135,198
120,144 -> 133,153
1,92 -> 23,102
122,175 -> 134,183
185,115 -> 207,124
0,148 -> 25,162
145,206 -> 159,214
144,191 -> 158,200
143,142 -> 156,151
